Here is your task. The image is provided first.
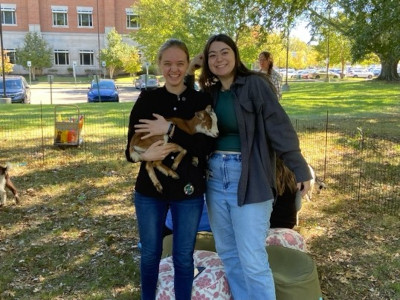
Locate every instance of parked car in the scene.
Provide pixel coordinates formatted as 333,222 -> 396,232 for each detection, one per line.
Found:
0,76 -> 31,104
87,79 -> 119,102
308,70 -> 339,79
297,69 -> 316,79
347,69 -> 374,79
371,69 -> 381,76
279,68 -> 298,79
134,74 -> 159,90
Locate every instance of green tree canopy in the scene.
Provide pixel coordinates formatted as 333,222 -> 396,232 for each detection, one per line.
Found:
309,0 -> 400,81
313,29 -> 352,75
120,44 -> 142,76
131,0 -> 311,67
101,28 -> 141,78
16,32 -> 52,80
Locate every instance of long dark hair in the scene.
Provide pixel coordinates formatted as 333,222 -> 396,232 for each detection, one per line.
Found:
259,51 -> 273,75
199,34 -> 259,93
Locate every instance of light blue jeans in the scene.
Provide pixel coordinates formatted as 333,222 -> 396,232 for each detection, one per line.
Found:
206,152 -> 276,300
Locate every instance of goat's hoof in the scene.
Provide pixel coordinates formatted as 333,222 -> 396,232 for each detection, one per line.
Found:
171,173 -> 179,179
156,185 -> 163,193
171,163 -> 181,170
192,157 -> 199,167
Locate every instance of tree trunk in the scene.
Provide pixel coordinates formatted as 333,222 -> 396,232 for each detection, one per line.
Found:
340,58 -> 346,79
109,67 -> 115,79
32,67 -> 36,81
377,56 -> 400,81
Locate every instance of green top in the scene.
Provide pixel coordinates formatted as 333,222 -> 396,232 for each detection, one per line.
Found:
214,90 -> 241,152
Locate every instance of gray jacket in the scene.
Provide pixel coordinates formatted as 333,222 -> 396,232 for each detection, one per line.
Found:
210,74 -> 311,206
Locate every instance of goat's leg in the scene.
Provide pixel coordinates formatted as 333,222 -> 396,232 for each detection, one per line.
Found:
170,147 -> 187,170
153,161 -> 179,179
145,162 -> 163,193
0,189 -> 6,206
6,176 -> 20,204
191,157 -> 199,167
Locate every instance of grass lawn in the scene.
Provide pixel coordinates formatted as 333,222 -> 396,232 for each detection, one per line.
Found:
0,79 -> 399,299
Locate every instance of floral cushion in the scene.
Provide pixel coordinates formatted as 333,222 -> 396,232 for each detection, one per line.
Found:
266,228 -> 307,252
156,250 -> 232,300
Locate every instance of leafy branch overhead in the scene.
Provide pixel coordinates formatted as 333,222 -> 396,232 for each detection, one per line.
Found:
307,0 -> 400,81
131,0 -> 399,81
130,0 -> 311,66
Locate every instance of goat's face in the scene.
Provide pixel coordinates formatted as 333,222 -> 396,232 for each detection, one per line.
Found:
194,105 -> 219,137
0,166 -> 7,176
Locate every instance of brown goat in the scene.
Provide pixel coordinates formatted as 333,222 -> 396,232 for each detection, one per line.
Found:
0,165 -> 20,206
129,105 -> 218,193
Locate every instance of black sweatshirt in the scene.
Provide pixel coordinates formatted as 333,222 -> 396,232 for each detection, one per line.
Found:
125,86 -> 215,200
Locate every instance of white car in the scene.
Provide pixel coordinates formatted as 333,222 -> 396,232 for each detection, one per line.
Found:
347,69 -> 374,79
279,68 -> 298,79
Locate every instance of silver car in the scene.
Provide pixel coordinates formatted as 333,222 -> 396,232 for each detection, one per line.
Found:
347,69 -> 374,79
134,74 -> 159,90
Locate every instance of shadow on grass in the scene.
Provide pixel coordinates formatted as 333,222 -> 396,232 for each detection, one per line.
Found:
0,160 -> 142,299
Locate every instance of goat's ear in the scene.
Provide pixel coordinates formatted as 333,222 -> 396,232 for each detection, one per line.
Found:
195,111 -> 204,119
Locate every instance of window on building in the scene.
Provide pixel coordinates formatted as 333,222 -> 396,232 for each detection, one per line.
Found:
52,6 -> 68,27
126,8 -> 139,29
80,50 -> 94,65
54,50 -> 70,65
1,4 -> 16,25
77,7 -> 93,27
5,49 -> 16,64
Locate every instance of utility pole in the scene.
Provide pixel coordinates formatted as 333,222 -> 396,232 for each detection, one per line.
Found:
96,0 -> 101,102
282,26 -> 290,91
0,5 -> 7,98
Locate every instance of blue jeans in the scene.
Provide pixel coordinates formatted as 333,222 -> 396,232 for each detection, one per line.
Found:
134,192 -> 204,300
206,153 -> 276,300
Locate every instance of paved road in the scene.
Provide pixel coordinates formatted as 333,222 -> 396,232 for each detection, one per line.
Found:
30,85 -> 140,105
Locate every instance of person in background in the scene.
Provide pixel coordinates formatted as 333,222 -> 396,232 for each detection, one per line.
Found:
187,34 -> 311,300
259,51 -> 282,100
125,39 -> 216,300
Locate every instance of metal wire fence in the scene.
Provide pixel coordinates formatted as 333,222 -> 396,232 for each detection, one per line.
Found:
1,111 -> 399,213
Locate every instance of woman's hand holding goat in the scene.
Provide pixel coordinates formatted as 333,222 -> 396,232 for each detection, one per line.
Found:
135,114 -> 170,139
140,140 -> 176,162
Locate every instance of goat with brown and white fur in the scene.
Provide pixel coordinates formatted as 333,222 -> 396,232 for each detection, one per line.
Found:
129,105 -> 218,193
305,164 -> 326,201
0,164 -> 20,206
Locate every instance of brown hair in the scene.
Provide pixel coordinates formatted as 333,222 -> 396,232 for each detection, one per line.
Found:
157,39 -> 190,64
259,51 -> 274,75
276,158 -> 298,196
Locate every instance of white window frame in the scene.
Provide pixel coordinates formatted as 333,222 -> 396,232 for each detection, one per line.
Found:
54,50 -> 70,65
1,4 -> 17,25
77,6 -> 93,28
125,8 -> 139,29
52,6 -> 68,27
79,50 -> 94,66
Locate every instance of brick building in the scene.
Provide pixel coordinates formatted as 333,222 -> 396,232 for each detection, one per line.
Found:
1,0 -> 138,75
